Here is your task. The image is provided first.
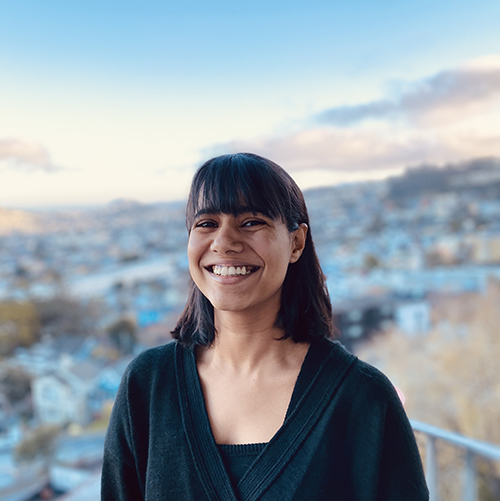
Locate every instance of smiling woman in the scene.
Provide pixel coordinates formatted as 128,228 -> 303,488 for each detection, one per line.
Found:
177,153 -> 332,348
101,153 -> 429,500
187,210 -> 304,318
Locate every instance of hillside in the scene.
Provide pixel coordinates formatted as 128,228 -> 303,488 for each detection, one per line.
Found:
0,208 -> 41,235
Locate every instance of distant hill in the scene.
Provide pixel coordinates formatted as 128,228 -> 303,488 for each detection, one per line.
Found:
387,157 -> 500,202
0,207 -> 41,235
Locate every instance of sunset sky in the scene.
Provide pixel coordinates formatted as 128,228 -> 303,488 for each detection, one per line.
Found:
1,0 -> 499,208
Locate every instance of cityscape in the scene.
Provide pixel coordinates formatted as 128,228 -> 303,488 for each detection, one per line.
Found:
1,158 -> 500,499
2,0 -> 499,497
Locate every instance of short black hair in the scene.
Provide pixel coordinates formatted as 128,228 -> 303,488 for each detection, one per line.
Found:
172,153 -> 334,347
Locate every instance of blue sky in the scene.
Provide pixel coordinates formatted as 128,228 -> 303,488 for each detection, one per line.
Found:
1,0 -> 499,207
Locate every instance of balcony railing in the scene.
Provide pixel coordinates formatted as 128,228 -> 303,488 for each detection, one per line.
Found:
411,420 -> 500,501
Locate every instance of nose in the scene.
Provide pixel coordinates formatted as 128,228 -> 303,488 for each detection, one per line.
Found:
210,222 -> 244,254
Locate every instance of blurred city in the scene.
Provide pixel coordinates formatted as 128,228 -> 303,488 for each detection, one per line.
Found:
1,157 -> 500,499
2,0 -> 500,498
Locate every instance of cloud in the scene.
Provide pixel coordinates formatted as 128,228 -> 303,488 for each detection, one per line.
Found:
212,128 -> 458,172
316,56 -> 500,127
0,138 -> 66,173
209,56 -> 500,179
210,123 -> 500,176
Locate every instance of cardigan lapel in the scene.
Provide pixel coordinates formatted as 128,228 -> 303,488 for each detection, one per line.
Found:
176,338 -> 356,501
236,339 -> 356,501
176,343 -> 239,501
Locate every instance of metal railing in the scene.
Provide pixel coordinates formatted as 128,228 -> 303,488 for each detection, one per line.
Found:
411,420 -> 500,501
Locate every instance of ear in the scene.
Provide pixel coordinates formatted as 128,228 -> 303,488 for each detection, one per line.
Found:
289,223 -> 308,264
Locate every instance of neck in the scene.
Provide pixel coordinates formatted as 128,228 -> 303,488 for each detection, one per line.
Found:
201,308 -> 301,373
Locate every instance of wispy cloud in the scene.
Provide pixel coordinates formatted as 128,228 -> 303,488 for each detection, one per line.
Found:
210,56 -> 500,178
212,128 -> 461,172
0,138 -> 66,173
316,56 -> 500,126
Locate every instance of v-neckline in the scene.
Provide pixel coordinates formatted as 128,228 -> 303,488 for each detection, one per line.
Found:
197,341 -> 313,447
175,337 -> 356,501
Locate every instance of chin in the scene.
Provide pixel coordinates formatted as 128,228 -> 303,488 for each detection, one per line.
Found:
211,301 -> 251,313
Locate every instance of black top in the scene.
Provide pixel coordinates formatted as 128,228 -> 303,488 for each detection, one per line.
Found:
101,337 -> 429,500
217,443 -> 267,489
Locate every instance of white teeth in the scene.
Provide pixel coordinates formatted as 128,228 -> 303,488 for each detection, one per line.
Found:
212,265 -> 254,276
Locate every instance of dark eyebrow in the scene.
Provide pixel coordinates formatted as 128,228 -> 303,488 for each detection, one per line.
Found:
193,206 -> 266,220
193,208 -> 217,220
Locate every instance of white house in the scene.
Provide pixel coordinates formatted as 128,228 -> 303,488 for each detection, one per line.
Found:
394,300 -> 431,336
32,356 -> 132,426
32,359 -> 104,426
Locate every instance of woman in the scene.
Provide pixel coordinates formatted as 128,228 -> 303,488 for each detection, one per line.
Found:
101,153 -> 429,500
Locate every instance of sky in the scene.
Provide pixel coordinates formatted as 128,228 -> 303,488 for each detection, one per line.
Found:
1,0 -> 499,208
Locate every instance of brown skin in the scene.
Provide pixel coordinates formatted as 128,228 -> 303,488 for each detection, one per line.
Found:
188,212 -> 308,444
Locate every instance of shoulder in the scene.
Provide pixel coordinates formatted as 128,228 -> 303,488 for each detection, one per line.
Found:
352,357 -> 403,407
120,341 -> 180,392
321,338 -> 402,409
111,341 -> 185,425
127,340 -> 178,372
353,354 -> 397,392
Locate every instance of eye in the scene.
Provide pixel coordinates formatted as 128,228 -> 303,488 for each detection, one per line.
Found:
242,219 -> 265,228
194,220 -> 217,229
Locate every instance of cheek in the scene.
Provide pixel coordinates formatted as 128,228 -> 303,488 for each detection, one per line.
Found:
187,242 -> 194,263
187,239 -> 202,275
266,236 -> 293,266
187,233 -> 202,257
188,258 -> 205,292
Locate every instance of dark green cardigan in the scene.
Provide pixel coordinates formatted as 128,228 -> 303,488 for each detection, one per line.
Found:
101,338 -> 429,500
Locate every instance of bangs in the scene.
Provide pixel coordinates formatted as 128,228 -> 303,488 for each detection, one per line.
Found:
187,154 -> 293,230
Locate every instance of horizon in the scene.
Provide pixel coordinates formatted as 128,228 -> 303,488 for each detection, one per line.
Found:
3,154 -> 500,211
1,1 -> 500,207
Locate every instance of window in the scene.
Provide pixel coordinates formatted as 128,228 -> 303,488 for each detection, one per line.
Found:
42,385 -> 58,401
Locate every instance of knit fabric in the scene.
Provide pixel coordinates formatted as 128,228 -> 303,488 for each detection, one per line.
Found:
218,443 -> 267,489
101,337 -> 429,500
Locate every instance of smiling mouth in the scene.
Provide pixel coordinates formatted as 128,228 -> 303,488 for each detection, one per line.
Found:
208,265 -> 260,276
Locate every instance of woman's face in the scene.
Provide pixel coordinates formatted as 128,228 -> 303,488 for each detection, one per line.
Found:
188,210 -> 306,317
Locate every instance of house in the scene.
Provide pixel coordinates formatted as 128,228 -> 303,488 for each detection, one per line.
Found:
32,355 -> 132,426
332,295 -> 395,350
32,359 -> 105,426
394,300 -> 430,336
332,294 -> 431,349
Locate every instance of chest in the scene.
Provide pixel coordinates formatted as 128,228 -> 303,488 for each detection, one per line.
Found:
147,340 -> 366,501
197,368 -> 299,445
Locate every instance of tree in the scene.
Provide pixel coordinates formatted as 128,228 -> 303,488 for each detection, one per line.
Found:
106,318 -> 137,354
363,254 -> 381,272
35,296 -> 102,338
0,301 -> 39,356
0,366 -> 32,405
14,423 -> 62,467
356,280 -> 500,500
